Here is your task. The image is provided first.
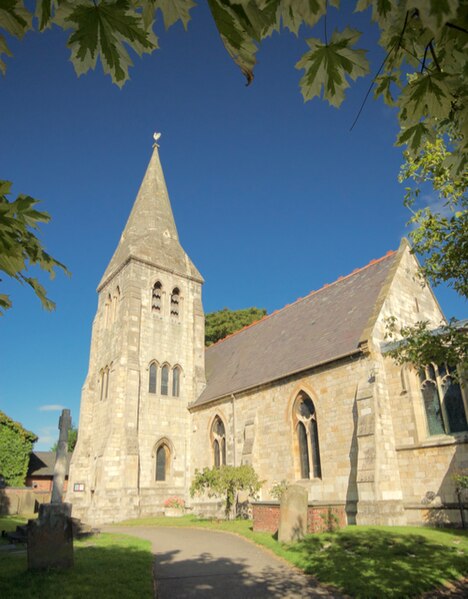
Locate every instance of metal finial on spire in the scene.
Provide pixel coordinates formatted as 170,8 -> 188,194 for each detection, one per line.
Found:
153,131 -> 161,148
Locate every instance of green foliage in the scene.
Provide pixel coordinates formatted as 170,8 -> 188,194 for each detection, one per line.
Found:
50,426 -> 78,453
385,317 -> 468,374
400,135 -> 468,298
190,464 -> 263,518
205,306 -> 267,346
0,411 -> 37,486
0,181 -> 69,314
319,507 -> 340,533
269,479 -> 289,501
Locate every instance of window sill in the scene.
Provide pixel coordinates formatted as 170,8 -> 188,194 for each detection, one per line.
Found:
396,432 -> 468,452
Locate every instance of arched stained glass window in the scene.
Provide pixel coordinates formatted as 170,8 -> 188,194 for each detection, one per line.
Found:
161,365 -> 169,396
419,365 -> 468,435
212,416 -> 226,467
152,282 -> 162,313
156,445 -> 168,481
172,366 -> 180,397
298,422 -> 309,479
149,363 -> 157,394
170,287 -> 180,318
294,392 -> 322,479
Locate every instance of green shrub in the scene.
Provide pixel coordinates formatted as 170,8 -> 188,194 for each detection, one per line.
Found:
0,411 -> 37,486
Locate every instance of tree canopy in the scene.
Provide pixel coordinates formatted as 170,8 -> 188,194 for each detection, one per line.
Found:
1,1 -> 466,319
51,425 -> 78,453
0,410 -> 37,486
205,307 -> 267,345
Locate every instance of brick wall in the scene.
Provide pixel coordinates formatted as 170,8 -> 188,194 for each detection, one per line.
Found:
252,501 -> 347,534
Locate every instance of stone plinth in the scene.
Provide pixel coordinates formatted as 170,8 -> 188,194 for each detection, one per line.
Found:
27,503 -> 74,570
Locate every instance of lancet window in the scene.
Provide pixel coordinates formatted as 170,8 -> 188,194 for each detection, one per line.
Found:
212,416 -> 226,468
294,392 -> 322,479
100,365 -> 111,401
170,287 -> 180,318
419,364 -> 468,435
149,363 -> 157,394
161,365 -> 169,396
152,282 -> 162,313
172,366 -> 181,397
155,444 -> 170,481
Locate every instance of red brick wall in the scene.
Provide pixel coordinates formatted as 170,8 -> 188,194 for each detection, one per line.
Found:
252,502 -> 347,534
25,477 -> 68,493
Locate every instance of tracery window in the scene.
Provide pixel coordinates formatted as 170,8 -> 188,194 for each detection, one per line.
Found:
172,366 -> 181,397
419,364 -> 468,435
212,416 -> 226,467
294,392 -> 322,479
152,282 -> 162,313
161,365 -> 169,396
149,363 -> 157,394
156,444 -> 169,481
170,287 -> 180,318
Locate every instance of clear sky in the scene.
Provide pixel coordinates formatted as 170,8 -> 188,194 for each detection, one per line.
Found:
1,3 -> 465,450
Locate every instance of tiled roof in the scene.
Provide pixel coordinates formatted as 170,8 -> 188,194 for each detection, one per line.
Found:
27,451 -> 71,478
194,251 -> 397,407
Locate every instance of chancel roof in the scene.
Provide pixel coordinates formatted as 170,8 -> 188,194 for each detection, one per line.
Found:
194,250 -> 399,407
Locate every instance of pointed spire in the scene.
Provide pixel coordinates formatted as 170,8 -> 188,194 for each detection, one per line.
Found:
98,139 -> 203,290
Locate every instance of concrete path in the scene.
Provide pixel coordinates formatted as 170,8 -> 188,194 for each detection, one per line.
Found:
105,526 -> 345,599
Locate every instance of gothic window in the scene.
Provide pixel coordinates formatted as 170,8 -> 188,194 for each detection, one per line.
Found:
156,444 -> 169,481
211,416 -> 226,467
419,364 -> 468,435
170,287 -> 180,318
294,392 -> 322,479
161,365 -> 169,396
113,286 -> 120,321
100,366 -> 110,400
172,366 -> 181,397
149,363 -> 157,394
104,294 -> 112,327
152,282 -> 162,313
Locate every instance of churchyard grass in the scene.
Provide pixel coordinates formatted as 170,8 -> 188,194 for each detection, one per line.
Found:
120,516 -> 468,597
0,531 -> 153,598
0,515 -> 30,545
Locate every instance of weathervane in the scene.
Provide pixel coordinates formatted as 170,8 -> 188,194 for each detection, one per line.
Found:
153,131 -> 161,148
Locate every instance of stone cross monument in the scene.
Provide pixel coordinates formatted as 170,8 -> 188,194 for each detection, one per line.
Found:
51,408 -> 71,503
27,409 -> 74,570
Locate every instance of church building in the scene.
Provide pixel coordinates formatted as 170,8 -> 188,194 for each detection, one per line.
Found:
67,142 -> 468,527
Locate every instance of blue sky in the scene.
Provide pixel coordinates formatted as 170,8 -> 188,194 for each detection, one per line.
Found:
1,3 -> 465,450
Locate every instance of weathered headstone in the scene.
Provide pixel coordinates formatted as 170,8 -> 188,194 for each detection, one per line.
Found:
278,485 -> 308,543
27,409 -> 74,570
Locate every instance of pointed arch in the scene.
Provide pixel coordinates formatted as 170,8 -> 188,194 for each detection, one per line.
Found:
148,361 -> 158,394
161,363 -> 170,395
153,437 -> 173,482
293,391 -> 322,479
170,287 -> 180,318
152,281 -> 162,313
112,286 -> 120,321
211,415 -> 226,467
172,365 -> 182,397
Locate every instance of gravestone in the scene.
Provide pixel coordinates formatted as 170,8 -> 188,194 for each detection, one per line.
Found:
27,409 -> 74,570
278,485 -> 308,543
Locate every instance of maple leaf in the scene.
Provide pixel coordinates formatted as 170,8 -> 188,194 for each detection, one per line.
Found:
399,72 -> 453,125
0,0 -> 31,74
296,27 -> 369,107
62,0 -> 158,87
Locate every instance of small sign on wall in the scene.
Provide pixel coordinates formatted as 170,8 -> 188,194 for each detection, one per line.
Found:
73,483 -> 85,492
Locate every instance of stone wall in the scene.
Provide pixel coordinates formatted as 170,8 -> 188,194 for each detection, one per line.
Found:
252,501 -> 347,534
0,488 -> 50,516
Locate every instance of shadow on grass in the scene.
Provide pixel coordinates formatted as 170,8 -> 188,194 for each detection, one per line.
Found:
0,538 -> 154,599
289,529 -> 468,599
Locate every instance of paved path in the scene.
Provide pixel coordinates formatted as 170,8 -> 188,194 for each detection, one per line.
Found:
105,526 -> 345,599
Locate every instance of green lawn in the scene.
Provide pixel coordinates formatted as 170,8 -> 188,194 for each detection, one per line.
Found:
120,515 -> 468,598
0,528 -> 153,599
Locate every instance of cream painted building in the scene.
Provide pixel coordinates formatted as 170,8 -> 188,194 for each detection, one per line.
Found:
67,144 -> 468,526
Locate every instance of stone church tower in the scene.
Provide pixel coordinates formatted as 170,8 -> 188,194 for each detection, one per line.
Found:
67,141 -> 205,524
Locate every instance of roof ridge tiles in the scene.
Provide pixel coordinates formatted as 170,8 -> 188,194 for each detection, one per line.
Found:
208,249 -> 397,350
